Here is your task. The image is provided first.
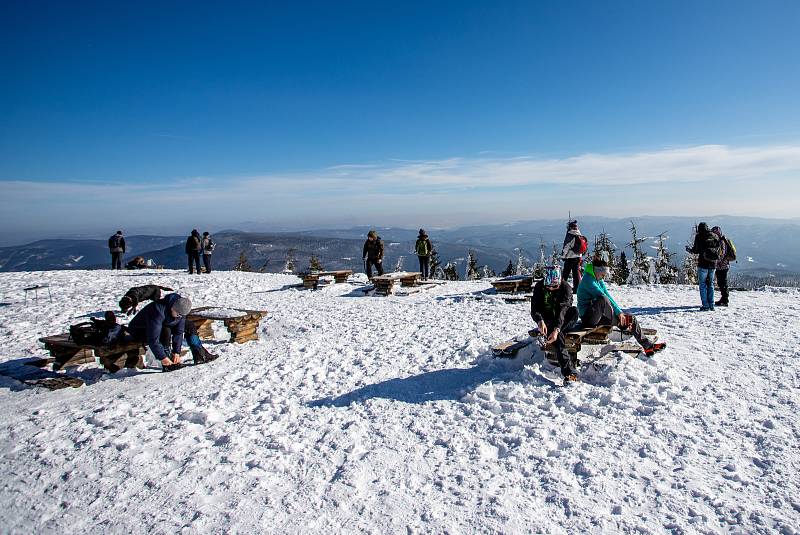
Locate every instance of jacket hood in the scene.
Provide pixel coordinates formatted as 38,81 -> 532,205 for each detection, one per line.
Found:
567,229 -> 582,236
160,292 -> 180,310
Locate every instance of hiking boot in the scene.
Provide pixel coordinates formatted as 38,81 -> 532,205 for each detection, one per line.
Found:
700,307 -> 709,312
162,363 -> 185,372
716,300 -> 728,307
643,342 -> 667,357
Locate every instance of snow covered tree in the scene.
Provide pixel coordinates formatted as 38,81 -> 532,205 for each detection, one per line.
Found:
680,224 -> 699,284
429,248 -> 441,279
592,232 -> 617,273
626,221 -> 651,285
465,250 -> 481,280
500,260 -> 514,277
283,248 -> 296,273
394,255 -> 405,273
613,251 -> 630,285
309,255 -> 323,272
442,262 -> 460,281
514,250 -> 530,275
654,232 -> 678,284
481,265 -> 496,279
531,242 -> 548,279
234,251 -> 252,272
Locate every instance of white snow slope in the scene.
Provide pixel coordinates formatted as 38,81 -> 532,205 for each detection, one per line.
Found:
0,270 -> 799,534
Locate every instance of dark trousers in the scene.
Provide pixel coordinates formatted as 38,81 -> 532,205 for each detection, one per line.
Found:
203,254 -> 212,274
111,252 -> 123,270
365,258 -> 384,278
563,257 -> 582,289
549,306 -> 580,377
418,255 -> 430,280
581,297 -> 652,348
717,268 -> 729,304
188,252 -> 201,274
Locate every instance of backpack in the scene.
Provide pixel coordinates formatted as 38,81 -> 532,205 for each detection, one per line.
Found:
723,237 -> 737,262
573,235 -> 588,255
415,239 -> 429,256
69,316 -> 124,346
109,234 -> 123,251
701,233 -> 722,262
204,239 -> 215,253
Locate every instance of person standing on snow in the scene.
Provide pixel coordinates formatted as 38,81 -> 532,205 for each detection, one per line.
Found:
576,255 -> 666,357
201,231 -> 215,274
415,229 -> 433,280
561,220 -> 587,289
362,230 -> 385,279
185,229 -> 202,274
685,222 -> 721,311
108,230 -> 126,270
531,265 -> 580,382
711,226 -> 734,307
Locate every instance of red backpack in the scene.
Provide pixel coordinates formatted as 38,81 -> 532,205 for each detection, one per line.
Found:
573,235 -> 588,255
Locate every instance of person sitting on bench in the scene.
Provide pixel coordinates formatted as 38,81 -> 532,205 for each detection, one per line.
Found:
576,255 -> 666,357
119,284 -> 174,315
531,265 -> 580,382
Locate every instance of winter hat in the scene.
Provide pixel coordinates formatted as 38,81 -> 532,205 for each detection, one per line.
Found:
543,265 -> 562,287
192,229 -> 200,236
203,231 -> 209,236
568,220 -> 578,230
419,228 -> 427,237
172,297 -> 192,316
116,230 -> 123,235
697,222 -> 709,233
368,230 -> 377,238
711,226 -> 722,236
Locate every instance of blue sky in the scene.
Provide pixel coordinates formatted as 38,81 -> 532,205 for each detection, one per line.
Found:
1,1 -> 799,243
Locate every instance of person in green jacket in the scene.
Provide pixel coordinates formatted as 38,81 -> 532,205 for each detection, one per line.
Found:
576,256 -> 666,356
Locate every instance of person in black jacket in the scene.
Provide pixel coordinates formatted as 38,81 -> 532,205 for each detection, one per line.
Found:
119,284 -> 175,315
531,265 -> 580,382
108,230 -> 126,270
127,293 -> 192,371
185,229 -> 202,274
362,230 -> 385,279
685,222 -> 721,311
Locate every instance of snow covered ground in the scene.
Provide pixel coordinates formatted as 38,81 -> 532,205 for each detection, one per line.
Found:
0,269 -> 798,534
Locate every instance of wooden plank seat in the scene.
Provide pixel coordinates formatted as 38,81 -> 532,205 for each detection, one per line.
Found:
491,276 -> 534,294
38,333 -> 146,372
302,270 -> 353,289
185,307 -> 267,344
370,272 -> 422,296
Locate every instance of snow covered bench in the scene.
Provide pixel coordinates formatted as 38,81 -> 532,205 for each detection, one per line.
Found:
491,275 -> 534,294
38,333 -> 147,373
185,307 -> 267,344
371,272 -> 422,295
302,270 -> 353,289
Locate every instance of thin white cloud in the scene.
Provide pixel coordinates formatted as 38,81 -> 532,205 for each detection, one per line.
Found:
1,143 -> 798,231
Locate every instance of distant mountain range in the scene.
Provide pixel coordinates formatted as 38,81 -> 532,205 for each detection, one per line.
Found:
1,216 -> 798,282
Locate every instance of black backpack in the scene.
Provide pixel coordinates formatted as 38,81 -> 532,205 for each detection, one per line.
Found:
701,233 -> 722,262
69,316 -> 124,345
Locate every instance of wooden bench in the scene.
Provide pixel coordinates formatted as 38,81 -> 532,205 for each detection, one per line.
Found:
302,270 -> 353,289
371,272 -> 422,296
491,276 -> 534,294
186,307 -> 267,343
38,334 -> 146,373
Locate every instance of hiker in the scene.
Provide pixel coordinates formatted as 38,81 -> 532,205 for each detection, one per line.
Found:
127,293 -> 192,372
415,229 -> 433,280
685,222 -> 721,311
108,230 -> 126,270
712,226 -> 735,307
201,232 -> 215,274
185,229 -> 202,274
125,256 -> 147,270
561,220 -> 587,289
576,255 -> 666,356
362,230 -> 385,279
119,284 -> 175,315
531,265 -> 580,382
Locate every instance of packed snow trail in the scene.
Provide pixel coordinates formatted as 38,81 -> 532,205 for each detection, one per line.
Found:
0,270 -> 798,533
